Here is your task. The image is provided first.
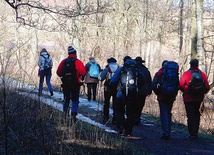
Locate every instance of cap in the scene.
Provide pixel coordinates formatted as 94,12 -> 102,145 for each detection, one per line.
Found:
123,56 -> 131,63
135,56 -> 145,63
107,57 -> 117,63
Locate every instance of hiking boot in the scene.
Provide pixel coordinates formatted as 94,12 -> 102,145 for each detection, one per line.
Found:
50,91 -> 54,96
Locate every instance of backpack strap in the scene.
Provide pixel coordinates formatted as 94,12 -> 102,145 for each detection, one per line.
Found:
41,54 -> 51,69
189,69 -> 201,74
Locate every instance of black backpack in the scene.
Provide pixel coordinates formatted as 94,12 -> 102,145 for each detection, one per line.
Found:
120,59 -> 139,97
188,70 -> 205,95
62,58 -> 78,87
161,61 -> 179,95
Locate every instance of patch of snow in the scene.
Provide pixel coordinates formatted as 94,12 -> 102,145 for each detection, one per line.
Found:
18,85 -> 117,133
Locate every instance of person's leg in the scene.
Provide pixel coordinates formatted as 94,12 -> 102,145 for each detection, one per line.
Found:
195,102 -> 201,135
92,83 -> 97,101
70,87 -> 80,114
115,98 -> 126,134
166,101 -> 173,135
87,84 -> 92,101
125,97 -> 136,135
159,101 -> 170,138
63,87 -> 71,117
189,102 -> 201,137
38,74 -> 45,96
185,102 -> 196,137
45,72 -> 53,95
103,91 -> 111,122
134,95 -> 146,124
70,87 -> 80,123
112,93 -> 117,124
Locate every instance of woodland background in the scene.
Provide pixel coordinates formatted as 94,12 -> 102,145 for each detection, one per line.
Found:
0,0 -> 214,143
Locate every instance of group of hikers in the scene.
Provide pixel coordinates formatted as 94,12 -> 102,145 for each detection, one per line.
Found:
37,46 -> 210,140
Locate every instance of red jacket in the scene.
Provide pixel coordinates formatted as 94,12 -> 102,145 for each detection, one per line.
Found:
179,67 -> 210,103
56,54 -> 86,83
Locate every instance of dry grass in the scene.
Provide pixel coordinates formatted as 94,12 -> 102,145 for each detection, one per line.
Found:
143,91 -> 214,135
0,88 -> 147,155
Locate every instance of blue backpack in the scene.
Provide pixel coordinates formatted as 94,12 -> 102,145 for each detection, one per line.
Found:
89,62 -> 99,78
161,61 -> 179,95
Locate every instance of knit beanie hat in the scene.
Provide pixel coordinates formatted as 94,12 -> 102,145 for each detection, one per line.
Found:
68,46 -> 76,55
190,59 -> 199,67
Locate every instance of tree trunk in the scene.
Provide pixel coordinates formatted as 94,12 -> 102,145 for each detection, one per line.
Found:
196,0 -> 205,71
179,0 -> 184,54
191,0 -> 197,59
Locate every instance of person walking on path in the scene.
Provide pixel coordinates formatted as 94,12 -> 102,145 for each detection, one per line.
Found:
134,56 -> 152,125
38,48 -> 54,96
98,57 -> 120,124
109,56 -> 145,137
56,46 -> 86,122
179,59 -> 210,139
84,56 -> 101,101
152,60 -> 179,140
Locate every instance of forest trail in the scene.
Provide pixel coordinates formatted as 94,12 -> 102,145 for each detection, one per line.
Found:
20,84 -> 214,155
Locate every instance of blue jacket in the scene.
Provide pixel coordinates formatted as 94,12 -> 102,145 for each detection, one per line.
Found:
137,64 -> 152,96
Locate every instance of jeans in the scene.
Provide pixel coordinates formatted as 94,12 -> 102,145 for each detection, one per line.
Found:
185,102 -> 201,136
63,85 -> 80,115
38,69 -> 53,94
159,101 -> 173,136
87,83 -> 97,101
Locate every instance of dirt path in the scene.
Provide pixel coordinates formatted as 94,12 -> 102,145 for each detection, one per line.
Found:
78,100 -> 214,155
131,123 -> 214,155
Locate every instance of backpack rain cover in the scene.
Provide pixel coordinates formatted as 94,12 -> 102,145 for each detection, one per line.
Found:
89,62 -> 99,78
161,61 -> 179,95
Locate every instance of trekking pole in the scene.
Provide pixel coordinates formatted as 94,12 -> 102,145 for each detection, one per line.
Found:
96,81 -> 101,116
